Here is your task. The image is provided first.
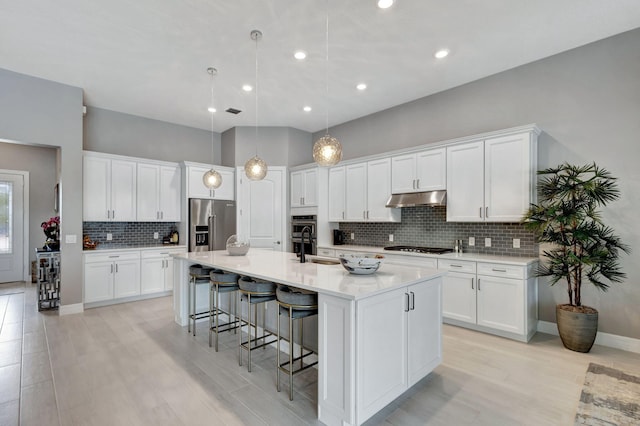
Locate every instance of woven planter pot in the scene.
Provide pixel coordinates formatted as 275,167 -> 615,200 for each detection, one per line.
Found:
556,304 -> 598,353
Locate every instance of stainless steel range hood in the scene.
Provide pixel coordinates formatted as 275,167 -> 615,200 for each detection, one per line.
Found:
385,190 -> 446,208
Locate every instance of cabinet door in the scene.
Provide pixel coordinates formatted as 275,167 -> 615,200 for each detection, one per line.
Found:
214,169 -> 235,200
408,278 -> 442,386
446,142 -> 484,222
345,163 -> 367,221
110,159 -> 137,221
416,148 -> 446,191
137,163 -> 160,221
187,166 -> 212,199
302,169 -> 318,206
441,272 -> 476,324
476,275 -> 524,334
84,261 -> 113,303
290,171 -> 304,207
328,167 -> 346,221
367,158 -> 398,222
113,259 -> 140,298
140,257 -> 165,294
391,153 -> 417,194
159,165 -> 181,221
83,155 -> 110,221
484,133 -> 530,222
356,286 -> 408,422
164,256 -> 175,292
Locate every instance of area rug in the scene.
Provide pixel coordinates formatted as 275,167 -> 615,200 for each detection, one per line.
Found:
575,363 -> 640,425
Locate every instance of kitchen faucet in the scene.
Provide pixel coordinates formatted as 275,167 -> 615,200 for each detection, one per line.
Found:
299,226 -> 312,263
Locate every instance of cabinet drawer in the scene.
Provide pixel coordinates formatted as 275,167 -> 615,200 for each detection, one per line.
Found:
84,251 -> 141,263
141,248 -> 185,259
477,262 -> 524,279
385,254 -> 437,269
317,248 -> 336,258
437,259 -> 476,273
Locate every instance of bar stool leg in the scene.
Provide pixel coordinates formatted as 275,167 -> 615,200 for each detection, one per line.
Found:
215,284 -> 221,351
277,309 -> 281,392
238,291 -> 243,366
289,305 -> 294,401
192,277 -> 197,336
208,282 -> 214,347
248,294 -> 253,372
188,276 -> 192,333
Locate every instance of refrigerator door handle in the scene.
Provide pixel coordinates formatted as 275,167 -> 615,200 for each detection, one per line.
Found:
208,215 -> 214,251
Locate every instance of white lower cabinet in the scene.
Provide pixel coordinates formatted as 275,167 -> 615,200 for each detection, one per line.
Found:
140,248 -> 185,294
439,259 -> 537,341
84,251 -> 140,303
356,278 -> 442,422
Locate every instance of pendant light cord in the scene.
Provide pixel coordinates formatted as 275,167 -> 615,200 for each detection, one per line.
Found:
325,0 -> 330,136
255,32 -> 259,157
210,72 -> 215,166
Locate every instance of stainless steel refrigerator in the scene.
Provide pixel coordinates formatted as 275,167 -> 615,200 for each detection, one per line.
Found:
189,198 -> 236,252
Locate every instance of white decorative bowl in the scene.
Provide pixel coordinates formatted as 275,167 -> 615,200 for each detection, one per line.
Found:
226,235 -> 250,256
339,254 -> 384,275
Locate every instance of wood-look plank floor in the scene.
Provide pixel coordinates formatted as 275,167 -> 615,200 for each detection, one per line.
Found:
5,282 -> 640,425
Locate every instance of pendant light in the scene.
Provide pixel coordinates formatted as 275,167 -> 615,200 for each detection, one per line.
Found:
313,0 -> 343,167
203,67 -> 222,189
244,30 -> 268,181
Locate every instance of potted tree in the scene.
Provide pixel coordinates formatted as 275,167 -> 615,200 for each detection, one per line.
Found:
522,163 -> 629,352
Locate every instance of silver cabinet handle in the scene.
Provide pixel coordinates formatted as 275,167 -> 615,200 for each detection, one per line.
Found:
478,278 -> 481,291
108,255 -> 120,258
479,207 -> 483,218
492,268 -> 507,273
412,179 -> 416,189
404,293 -> 410,312
115,264 -> 118,273
110,264 -> 114,273
450,264 -> 462,268
416,179 -> 420,189
342,211 -> 345,219
410,291 -> 415,311
367,210 -> 370,219
471,278 -> 474,290
161,211 -> 164,220
485,207 -> 489,218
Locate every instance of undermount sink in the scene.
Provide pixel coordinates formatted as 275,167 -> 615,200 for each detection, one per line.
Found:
310,258 -> 340,265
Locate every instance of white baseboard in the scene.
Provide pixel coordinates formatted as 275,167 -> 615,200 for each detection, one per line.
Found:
59,303 -> 84,315
537,320 -> 640,354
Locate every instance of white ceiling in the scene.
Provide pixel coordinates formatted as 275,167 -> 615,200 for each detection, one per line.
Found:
2,1 -> 640,134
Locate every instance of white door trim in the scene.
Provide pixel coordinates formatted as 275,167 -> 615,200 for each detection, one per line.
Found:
0,169 -> 30,281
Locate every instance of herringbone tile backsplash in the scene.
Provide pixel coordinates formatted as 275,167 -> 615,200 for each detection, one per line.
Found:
338,206 -> 537,257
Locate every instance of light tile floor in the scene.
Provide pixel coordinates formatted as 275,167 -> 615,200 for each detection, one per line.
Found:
3,282 -> 640,425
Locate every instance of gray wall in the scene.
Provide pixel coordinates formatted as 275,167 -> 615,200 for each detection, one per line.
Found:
84,107 -> 220,163
314,28 -> 640,339
0,143 -> 58,265
0,68 -> 84,307
223,126 -> 313,167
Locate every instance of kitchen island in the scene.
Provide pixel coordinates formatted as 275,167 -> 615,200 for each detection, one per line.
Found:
173,249 -> 445,426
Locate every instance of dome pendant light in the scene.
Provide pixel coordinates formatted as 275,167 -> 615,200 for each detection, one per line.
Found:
244,30 -> 268,181
203,67 -> 222,189
313,0 -> 342,167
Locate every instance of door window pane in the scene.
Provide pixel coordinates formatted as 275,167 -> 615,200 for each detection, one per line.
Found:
0,181 -> 12,254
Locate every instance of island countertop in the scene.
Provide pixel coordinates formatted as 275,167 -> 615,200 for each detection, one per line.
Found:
174,249 -> 445,300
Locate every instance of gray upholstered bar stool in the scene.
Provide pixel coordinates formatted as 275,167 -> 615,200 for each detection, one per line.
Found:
276,285 -> 318,401
238,277 -> 278,372
209,271 -> 240,351
188,264 -> 218,336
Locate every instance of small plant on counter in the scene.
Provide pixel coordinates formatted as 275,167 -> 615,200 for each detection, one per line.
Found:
521,163 -> 630,352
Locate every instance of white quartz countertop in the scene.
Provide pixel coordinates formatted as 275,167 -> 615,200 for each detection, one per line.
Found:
320,244 -> 538,266
174,249 -> 445,300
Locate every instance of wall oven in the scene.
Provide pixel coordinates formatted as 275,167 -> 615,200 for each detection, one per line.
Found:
291,215 -> 316,256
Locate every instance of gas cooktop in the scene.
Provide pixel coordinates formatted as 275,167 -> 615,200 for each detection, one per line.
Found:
383,245 -> 454,254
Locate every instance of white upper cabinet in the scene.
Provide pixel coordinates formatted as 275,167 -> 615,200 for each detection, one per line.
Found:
391,148 -> 446,194
83,153 -> 137,221
290,168 -> 318,207
137,163 -> 181,221
186,164 -> 235,200
340,159 -> 400,222
446,130 -> 536,222
328,166 -> 346,221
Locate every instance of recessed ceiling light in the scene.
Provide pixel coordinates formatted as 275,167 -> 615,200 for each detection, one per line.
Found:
207,107 -> 216,113
303,106 -> 312,112
377,0 -> 394,9
242,84 -> 253,92
356,83 -> 367,91
434,49 -> 449,59
294,51 -> 307,60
